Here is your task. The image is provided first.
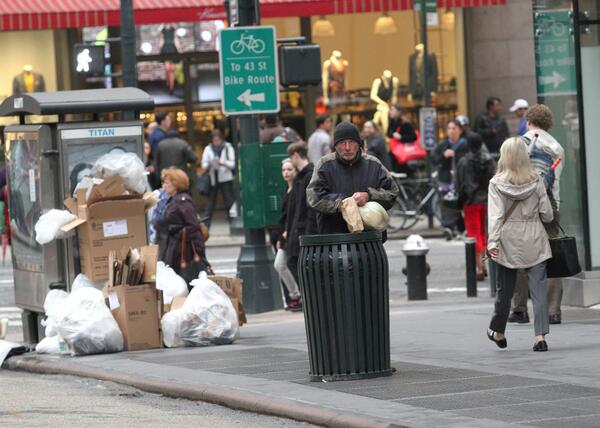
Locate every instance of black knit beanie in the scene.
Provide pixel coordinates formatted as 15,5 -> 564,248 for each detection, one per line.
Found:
333,122 -> 362,146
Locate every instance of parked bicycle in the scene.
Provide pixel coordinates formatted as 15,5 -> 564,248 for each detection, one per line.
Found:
388,170 -> 441,232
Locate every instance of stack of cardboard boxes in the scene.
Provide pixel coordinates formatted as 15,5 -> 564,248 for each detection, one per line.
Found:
58,175 -> 246,351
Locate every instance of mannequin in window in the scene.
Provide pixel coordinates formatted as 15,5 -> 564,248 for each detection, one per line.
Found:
322,50 -> 348,106
13,64 -> 46,95
370,70 -> 399,136
408,43 -> 438,102
159,24 -> 181,93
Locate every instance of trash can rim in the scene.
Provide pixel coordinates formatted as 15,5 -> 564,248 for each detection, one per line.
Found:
300,231 -> 382,246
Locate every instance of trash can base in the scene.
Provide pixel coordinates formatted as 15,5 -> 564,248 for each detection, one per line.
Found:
310,368 -> 394,382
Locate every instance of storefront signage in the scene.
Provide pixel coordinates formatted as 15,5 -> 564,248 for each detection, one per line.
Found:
419,107 -> 437,151
219,26 -> 280,115
534,10 -> 576,96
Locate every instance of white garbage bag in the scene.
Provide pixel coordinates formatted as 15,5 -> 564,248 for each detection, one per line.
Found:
57,288 -> 123,356
92,152 -> 147,194
34,210 -> 77,245
156,261 -> 189,305
35,336 -> 69,354
71,273 -> 105,291
161,272 -> 239,347
41,289 -> 69,338
359,201 -> 390,231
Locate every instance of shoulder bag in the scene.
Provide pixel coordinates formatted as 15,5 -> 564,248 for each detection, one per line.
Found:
546,223 -> 582,278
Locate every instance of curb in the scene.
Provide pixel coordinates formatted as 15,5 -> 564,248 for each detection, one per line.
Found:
4,356 -> 406,428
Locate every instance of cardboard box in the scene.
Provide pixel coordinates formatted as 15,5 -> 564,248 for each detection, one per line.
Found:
208,276 -> 247,326
104,283 -> 162,351
61,177 -> 150,281
103,244 -> 162,351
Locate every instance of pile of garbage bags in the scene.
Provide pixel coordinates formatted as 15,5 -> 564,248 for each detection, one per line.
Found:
161,272 -> 239,347
36,274 -> 123,356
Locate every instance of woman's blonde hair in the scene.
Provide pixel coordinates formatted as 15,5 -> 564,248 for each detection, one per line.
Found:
161,167 -> 190,192
496,137 -> 538,185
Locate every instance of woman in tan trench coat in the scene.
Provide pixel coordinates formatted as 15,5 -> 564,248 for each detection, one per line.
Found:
486,137 -> 554,352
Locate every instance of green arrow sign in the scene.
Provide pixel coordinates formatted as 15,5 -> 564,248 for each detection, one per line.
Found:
534,10 -> 576,96
219,26 -> 280,115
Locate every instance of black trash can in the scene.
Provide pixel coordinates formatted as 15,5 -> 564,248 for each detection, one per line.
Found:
298,231 -> 392,382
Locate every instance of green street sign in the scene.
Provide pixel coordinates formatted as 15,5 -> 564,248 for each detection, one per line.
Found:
219,26 -> 280,115
534,9 -> 576,96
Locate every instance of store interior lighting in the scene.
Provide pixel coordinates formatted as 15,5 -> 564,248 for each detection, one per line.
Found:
176,27 -> 187,37
201,30 -> 213,42
312,16 -> 335,37
141,41 -> 153,54
374,13 -> 397,35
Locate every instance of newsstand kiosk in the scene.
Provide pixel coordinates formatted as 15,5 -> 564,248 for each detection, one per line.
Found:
0,88 -> 154,343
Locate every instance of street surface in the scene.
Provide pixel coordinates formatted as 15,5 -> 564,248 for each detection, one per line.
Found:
0,370 -> 314,427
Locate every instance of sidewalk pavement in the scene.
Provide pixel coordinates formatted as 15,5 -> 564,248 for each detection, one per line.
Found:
5,295 -> 600,427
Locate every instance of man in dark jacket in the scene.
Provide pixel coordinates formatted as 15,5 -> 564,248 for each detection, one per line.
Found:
307,122 -> 398,234
154,130 -> 198,182
285,142 -> 316,294
473,96 -> 509,157
362,120 -> 392,171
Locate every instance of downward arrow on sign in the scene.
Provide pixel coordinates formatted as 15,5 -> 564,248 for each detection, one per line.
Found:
237,89 -> 265,107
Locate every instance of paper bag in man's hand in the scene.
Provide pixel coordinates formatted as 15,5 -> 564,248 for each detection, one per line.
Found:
340,197 -> 364,233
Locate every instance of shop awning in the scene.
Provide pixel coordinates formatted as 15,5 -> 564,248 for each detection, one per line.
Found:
0,0 -> 506,32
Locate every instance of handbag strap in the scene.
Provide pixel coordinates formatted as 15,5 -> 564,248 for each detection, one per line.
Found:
180,227 -> 187,269
501,200 -> 520,226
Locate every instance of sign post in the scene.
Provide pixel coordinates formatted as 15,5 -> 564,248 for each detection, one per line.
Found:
219,26 -> 279,115
534,10 -> 576,96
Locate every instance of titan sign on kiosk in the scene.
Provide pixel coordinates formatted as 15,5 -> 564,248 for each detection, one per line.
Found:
0,88 -> 154,343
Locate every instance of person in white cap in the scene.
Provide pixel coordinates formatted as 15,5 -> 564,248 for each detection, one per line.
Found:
510,98 -> 529,136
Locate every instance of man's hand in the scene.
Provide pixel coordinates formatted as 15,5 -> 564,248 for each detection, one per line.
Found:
488,247 -> 499,258
443,149 -> 455,158
282,231 -> 288,240
352,192 -> 369,206
392,132 -> 401,140
146,165 -> 155,173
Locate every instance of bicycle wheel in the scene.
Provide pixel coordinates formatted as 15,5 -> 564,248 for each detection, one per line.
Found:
231,40 -> 244,55
388,198 -> 421,232
253,39 -> 266,54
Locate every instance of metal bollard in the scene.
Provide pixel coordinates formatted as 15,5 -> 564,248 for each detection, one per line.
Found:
402,235 -> 429,300
465,237 -> 477,297
488,259 -> 497,297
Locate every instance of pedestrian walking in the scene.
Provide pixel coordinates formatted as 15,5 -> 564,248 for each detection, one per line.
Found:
148,112 -> 172,154
431,119 -> 469,239
486,137 -> 554,352
285,142 -> 316,289
273,158 -> 303,311
473,97 -> 510,158
508,104 -> 565,325
509,98 -> 529,136
201,129 -> 236,229
362,120 -> 392,171
456,132 -> 496,280
154,130 -> 198,183
160,167 -> 208,285
260,114 -> 302,144
307,115 -> 332,164
307,121 -> 398,233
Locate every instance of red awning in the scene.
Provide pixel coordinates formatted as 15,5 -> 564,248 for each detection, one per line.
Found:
0,0 -> 505,32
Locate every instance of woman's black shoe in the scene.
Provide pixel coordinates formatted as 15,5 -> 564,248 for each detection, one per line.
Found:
533,340 -> 548,352
487,330 -> 507,349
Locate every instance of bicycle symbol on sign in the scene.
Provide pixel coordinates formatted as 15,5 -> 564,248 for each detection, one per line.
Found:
230,34 -> 266,55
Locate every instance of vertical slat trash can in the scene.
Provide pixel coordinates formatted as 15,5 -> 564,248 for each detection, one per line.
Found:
298,231 -> 393,382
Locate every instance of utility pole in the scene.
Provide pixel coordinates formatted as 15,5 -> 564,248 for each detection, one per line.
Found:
419,0 -> 434,229
232,0 -> 283,313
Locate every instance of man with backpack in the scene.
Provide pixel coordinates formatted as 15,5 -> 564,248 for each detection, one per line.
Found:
508,104 -> 565,325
